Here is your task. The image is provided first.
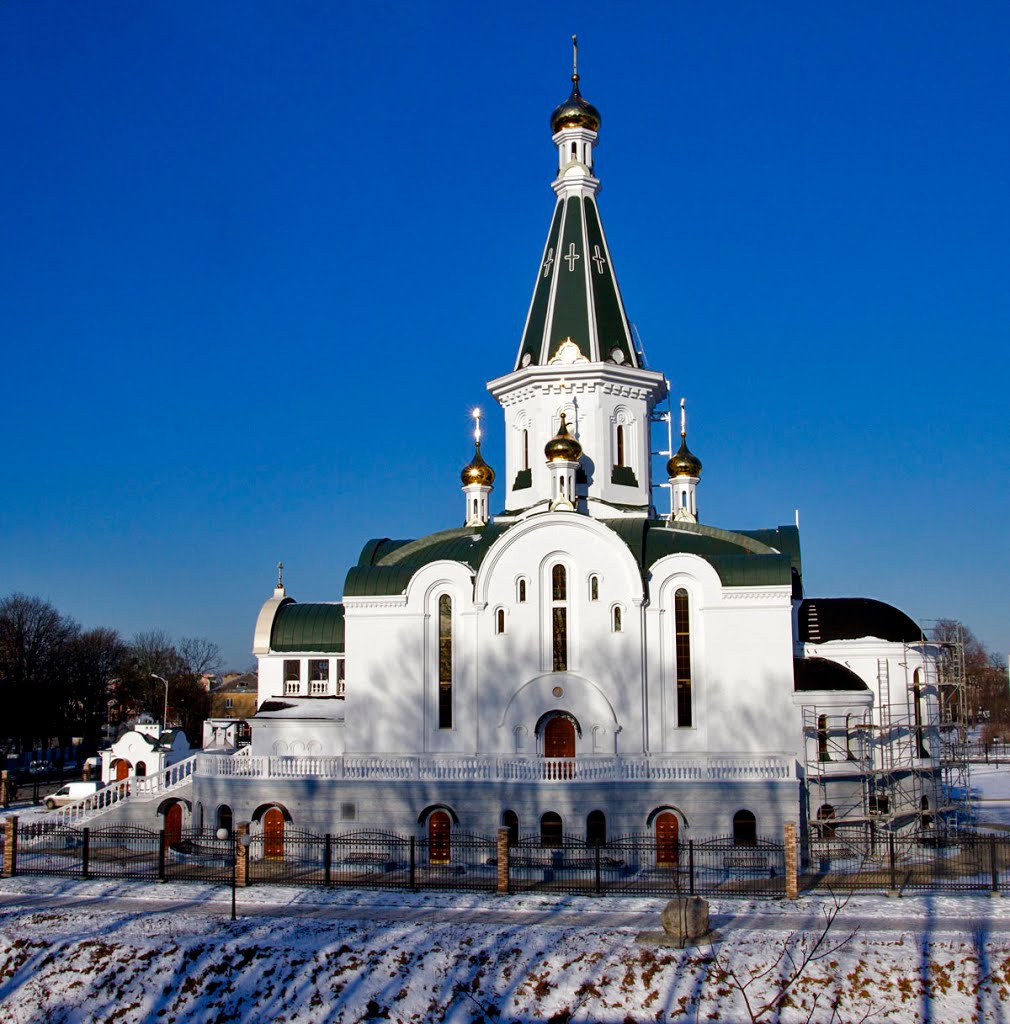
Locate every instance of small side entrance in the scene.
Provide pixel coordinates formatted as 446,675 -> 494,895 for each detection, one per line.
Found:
656,811 -> 680,866
114,759 -> 131,782
428,811 -> 451,864
164,802 -> 183,846
263,808 -> 285,859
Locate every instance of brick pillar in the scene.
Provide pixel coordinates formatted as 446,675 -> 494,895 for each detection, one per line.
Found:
235,822 -> 250,888
496,827 -> 510,894
784,822 -> 798,900
1,771 -> 9,808
3,816 -> 18,877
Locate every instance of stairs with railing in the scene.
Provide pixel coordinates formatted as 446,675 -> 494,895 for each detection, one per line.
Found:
47,754 -> 200,828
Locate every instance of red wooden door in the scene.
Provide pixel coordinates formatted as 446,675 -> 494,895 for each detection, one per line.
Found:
114,759 -> 130,781
428,811 -> 451,864
164,802 -> 183,846
656,812 -> 680,866
543,717 -> 575,779
264,808 -> 285,859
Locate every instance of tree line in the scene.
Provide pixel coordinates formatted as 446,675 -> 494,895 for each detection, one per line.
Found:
0,592 -> 224,755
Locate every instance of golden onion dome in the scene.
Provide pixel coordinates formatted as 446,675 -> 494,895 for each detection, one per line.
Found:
667,436 -> 702,478
550,75 -> 601,134
544,412 -> 583,462
461,441 -> 495,487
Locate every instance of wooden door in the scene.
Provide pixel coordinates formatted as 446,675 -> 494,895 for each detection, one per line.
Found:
428,811 -> 451,865
544,717 -> 575,758
114,759 -> 130,781
164,802 -> 183,846
264,808 -> 285,859
543,717 -> 575,779
656,812 -> 679,866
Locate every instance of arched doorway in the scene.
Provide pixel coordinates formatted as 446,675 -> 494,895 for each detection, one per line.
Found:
732,810 -> 757,846
164,802 -> 183,846
502,810 -> 519,847
428,810 -> 451,864
135,761 -> 147,778
540,812 -> 563,848
217,805 -> 233,836
543,716 -> 575,779
114,759 -> 131,782
656,811 -> 679,866
263,807 -> 285,859
586,810 -> 606,847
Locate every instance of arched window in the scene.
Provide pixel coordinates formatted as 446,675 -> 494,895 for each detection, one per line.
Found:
817,715 -> 829,762
586,810 -> 606,847
816,804 -> 836,840
616,424 -> 625,467
217,804 -> 233,836
540,811 -> 563,848
552,565 -> 568,671
732,810 -> 757,846
502,810 -> 519,847
589,575 -> 599,601
135,761 -> 147,778
612,606 -> 622,633
674,589 -> 692,727
496,608 -> 506,634
913,669 -> 929,758
517,578 -> 527,603
438,595 -> 452,729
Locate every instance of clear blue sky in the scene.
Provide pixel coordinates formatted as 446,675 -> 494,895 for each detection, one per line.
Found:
2,2 -> 1007,669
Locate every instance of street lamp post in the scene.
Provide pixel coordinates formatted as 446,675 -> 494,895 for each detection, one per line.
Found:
217,827 -> 251,921
150,674 -> 169,733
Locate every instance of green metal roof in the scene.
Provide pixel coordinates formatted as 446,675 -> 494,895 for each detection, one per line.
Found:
270,602 -> 345,653
344,517 -> 800,598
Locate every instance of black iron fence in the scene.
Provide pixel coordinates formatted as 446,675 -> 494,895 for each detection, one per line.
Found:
5,820 -> 1010,897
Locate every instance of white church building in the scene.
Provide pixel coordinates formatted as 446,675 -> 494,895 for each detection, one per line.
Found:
187,61 -> 959,853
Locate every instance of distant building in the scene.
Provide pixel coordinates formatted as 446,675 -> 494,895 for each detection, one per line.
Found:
102,715 -> 193,784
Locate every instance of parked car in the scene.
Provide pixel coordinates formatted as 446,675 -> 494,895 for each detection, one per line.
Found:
44,781 -> 105,809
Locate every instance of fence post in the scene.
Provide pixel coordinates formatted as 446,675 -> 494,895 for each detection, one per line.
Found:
784,823 -> 798,899
409,836 -> 416,890
81,827 -> 90,880
2,816 -> 16,877
235,822 -> 250,888
888,832 -> 898,895
324,833 -> 332,886
496,828 -> 509,895
158,829 -> 166,881
594,843 -> 602,896
990,834 -> 999,895
688,840 -> 695,896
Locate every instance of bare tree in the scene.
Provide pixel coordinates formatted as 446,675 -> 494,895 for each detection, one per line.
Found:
0,593 -> 79,749
178,636 -> 222,678
701,894 -> 871,1023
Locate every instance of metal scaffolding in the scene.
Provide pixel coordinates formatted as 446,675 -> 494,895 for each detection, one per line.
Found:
802,625 -> 969,843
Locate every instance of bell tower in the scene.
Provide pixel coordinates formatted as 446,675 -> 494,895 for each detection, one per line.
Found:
488,39 -> 667,519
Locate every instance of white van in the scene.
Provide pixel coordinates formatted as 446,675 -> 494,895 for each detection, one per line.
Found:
44,781 -> 104,809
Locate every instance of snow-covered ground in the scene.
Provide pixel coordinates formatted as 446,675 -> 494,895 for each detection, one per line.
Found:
2,876 -> 1010,1023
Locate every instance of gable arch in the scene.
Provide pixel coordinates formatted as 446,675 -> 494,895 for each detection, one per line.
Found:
646,805 -> 690,829
416,803 -> 460,826
474,513 -> 646,608
251,802 -> 293,824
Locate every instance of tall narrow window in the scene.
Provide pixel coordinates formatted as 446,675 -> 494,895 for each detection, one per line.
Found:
612,606 -> 622,632
438,595 -> 452,729
552,565 -> 568,671
616,424 -> 625,467
522,430 -> 530,470
674,588 -> 692,727
913,669 -> 929,758
518,578 -> 527,603
817,714 -> 829,762
496,608 -> 506,634
589,575 -> 599,601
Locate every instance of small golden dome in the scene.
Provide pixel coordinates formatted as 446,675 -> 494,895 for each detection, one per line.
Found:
544,412 -> 583,462
667,436 -> 702,478
461,441 -> 495,487
550,75 -> 601,134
